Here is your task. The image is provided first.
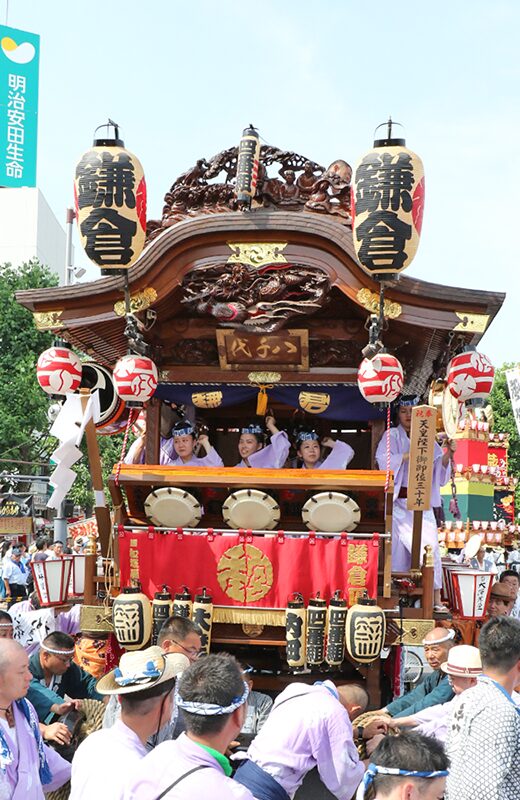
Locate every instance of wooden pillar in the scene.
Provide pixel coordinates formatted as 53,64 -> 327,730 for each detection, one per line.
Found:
145,397 -> 161,464
421,544 -> 434,619
81,390 -> 112,558
83,532 -> 97,605
411,510 -> 423,571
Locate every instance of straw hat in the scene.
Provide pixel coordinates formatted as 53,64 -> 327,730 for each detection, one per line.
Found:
441,645 -> 482,676
489,582 -> 516,602
96,646 -> 189,695
465,534 -> 483,560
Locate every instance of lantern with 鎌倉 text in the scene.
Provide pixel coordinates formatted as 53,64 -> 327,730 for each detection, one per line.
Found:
345,594 -> 386,664
285,593 -> 307,670
112,585 -> 152,651
235,125 -> 260,208
357,353 -> 404,404
36,346 -> 82,396
151,585 -> 172,645
172,586 -> 192,619
306,594 -> 327,667
352,119 -> 424,276
113,354 -> 158,407
325,591 -> 347,667
446,349 -> 495,401
31,557 -> 73,607
74,121 -> 146,270
192,588 -> 213,655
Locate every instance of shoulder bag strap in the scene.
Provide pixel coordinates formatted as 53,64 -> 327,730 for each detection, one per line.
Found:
154,764 -> 211,800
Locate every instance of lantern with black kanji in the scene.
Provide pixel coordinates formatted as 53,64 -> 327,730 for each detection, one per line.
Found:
235,125 -> 261,208
306,594 -> 327,667
112,354 -> 158,407
36,346 -> 82,396
172,586 -> 193,619
192,588 -> 213,655
112,585 -> 152,651
325,591 -> 348,667
151,585 -> 172,645
285,593 -> 307,669
74,120 -> 146,270
357,353 -> 404,403
352,119 -> 424,276
446,349 -> 495,401
345,594 -> 386,663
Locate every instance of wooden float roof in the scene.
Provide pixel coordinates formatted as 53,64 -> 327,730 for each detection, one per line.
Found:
17,206 -> 505,395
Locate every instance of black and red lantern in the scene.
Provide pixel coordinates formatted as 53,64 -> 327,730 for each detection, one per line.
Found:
74,120 -> 147,270
36,346 -> 82,395
112,355 -> 158,407
352,119 -> 424,276
235,124 -> 261,208
357,353 -> 404,404
446,349 -> 495,401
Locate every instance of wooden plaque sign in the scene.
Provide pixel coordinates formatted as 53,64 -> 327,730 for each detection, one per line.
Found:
216,329 -> 309,371
407,405 -> 437,512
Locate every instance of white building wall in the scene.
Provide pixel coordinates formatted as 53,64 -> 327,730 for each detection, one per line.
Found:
0,187 -> 66,278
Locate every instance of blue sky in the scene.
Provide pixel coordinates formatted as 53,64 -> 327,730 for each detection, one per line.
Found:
4,0 -> 519,364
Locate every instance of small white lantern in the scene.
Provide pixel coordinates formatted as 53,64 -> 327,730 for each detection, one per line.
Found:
31,557 -> 73,607
68,555 -> 86,597
451,570 -> 494,619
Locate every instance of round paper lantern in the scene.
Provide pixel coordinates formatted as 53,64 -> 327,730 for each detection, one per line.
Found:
351,120 -> 425,276
112,355 -> 158,406
36,346 -> 82,396
357,353 -> 404,403
447,350 -> 494,401
235,124 -> 261,207
74,121 -> 147,269
345,595 -> 386,663
306,596 -> 327,667
325,593 -> 348,667
112,586 -> 152,651
172,586 -> 192,619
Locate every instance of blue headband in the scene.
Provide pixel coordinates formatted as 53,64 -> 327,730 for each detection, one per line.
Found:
356,763 -> 449,800
172,423 -> 195,437
241,424 -> 263,436
296,431 -> 319,444
175,680 -> 250,716
398,395 -> 421,407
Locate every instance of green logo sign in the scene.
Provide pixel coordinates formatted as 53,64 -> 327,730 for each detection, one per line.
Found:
0,25 -> 40,187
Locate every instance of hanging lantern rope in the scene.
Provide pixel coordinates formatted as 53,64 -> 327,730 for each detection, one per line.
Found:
115,408 -> 137,486
384,404 -> 392,494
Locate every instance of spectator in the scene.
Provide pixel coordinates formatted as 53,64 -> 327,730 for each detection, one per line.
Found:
3,546 -> 29,607
357,731 -> 449,800
0,610 -> 14,639
70,647 -> 187,799
486,582 -> 516,618
124,653 -> 255,799
0,638 -> 70,798
446,616 -> 520,799
240,668 -> 272,738
32,538 -> 49,563
499,570 -> 520,619
27,631 -> 103,723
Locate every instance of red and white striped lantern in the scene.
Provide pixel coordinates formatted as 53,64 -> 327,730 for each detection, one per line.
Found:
357,354 -> 404,403
446,350 -> 494,401
36,347 -> 82,395
112,355 -> 158,406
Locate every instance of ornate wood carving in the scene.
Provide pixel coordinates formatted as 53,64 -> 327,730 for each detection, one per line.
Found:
114,287 -> 157,317
181,261 -> 330,333
309,339 -> 363,367
33,310 -> 63,330
356,288 -> 402,319
146,145 -> 353,241
168,338 -> 219,365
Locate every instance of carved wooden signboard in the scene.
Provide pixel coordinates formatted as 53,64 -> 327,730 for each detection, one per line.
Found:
216,329 -> 309,370
407,405 -> 437,512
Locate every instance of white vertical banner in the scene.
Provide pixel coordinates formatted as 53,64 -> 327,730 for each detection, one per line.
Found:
505,367 -> 520,437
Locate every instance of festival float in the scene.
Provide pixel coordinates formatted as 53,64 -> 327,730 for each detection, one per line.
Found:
16,120 -> 508,703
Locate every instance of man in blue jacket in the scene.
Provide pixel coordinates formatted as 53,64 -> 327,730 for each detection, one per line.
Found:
376,627 -> 456,720
27,630 -> 103,722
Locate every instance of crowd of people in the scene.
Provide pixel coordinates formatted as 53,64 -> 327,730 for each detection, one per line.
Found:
0,606 -> 518,799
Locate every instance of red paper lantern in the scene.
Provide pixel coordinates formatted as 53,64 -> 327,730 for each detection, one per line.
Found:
112,355 -> 158,406
36,347 -> 82,395
447,350 -> 494,401
352,120 -> 425,276
357,353 -> 404,403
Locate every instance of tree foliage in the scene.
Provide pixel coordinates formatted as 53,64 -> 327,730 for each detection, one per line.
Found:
489,363 -> 520,509
0,260 -> 58,466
